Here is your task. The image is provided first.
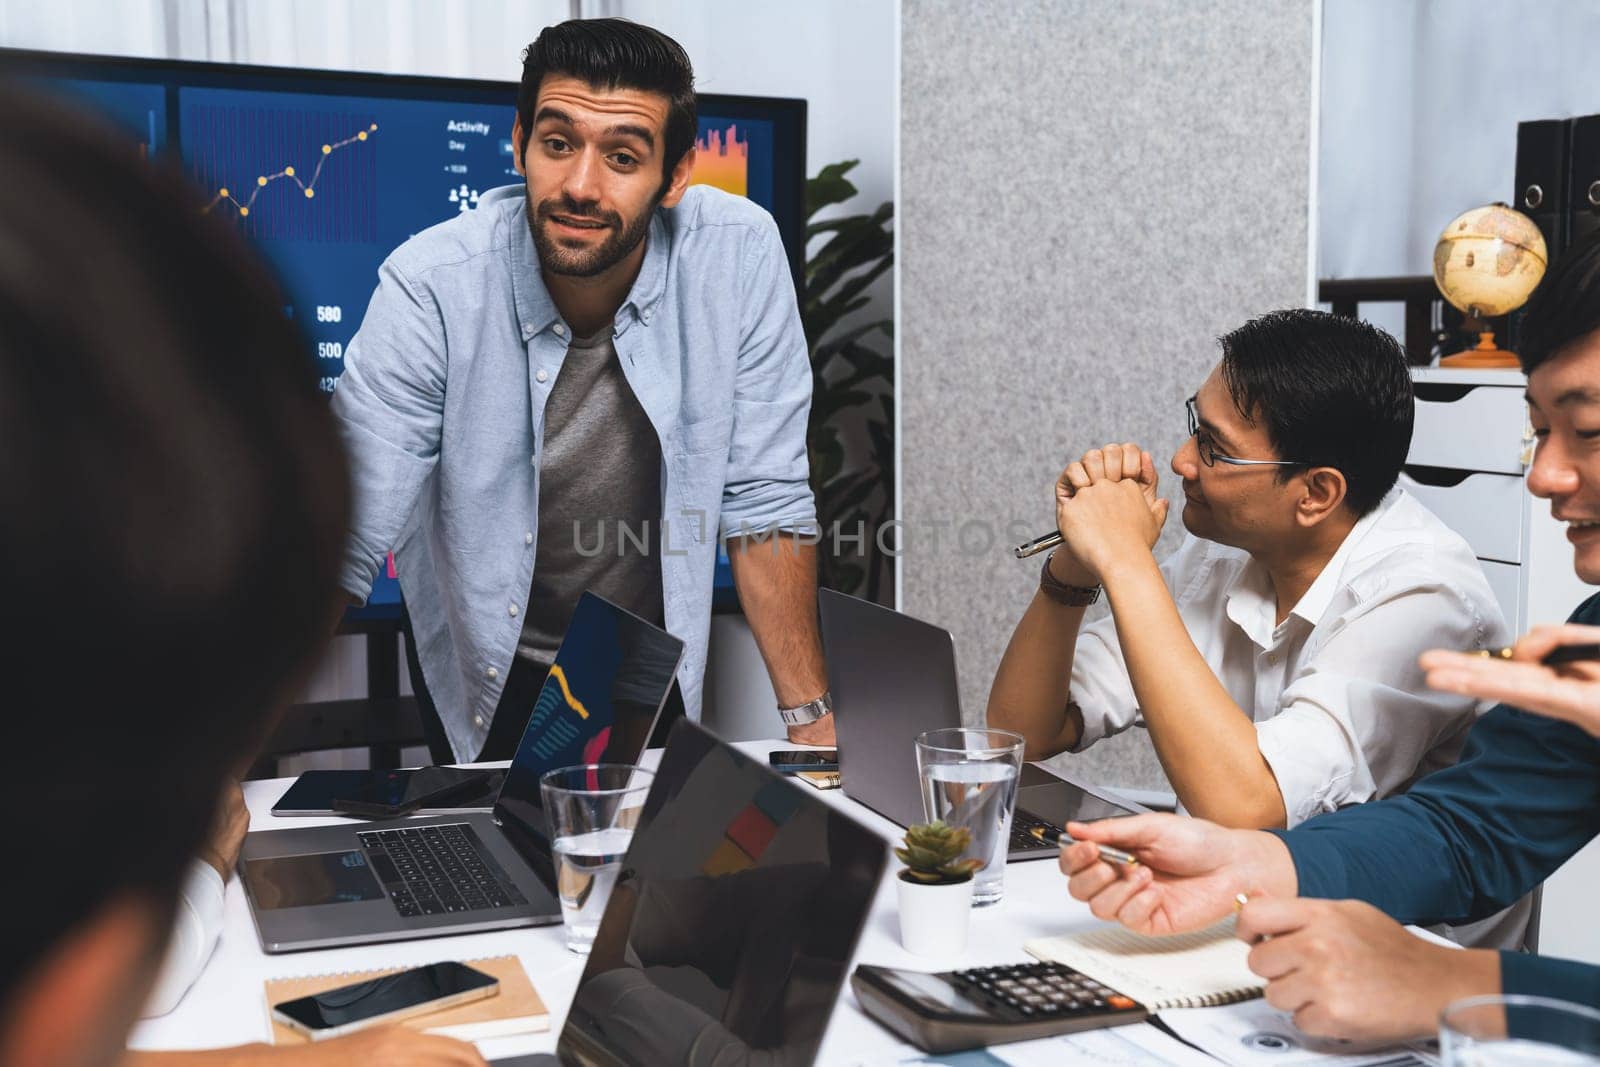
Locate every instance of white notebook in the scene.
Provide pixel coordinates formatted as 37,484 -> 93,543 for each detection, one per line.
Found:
1025,918 -> 1266,1010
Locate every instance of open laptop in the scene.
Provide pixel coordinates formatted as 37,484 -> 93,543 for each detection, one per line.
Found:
819,588 -> 1148,861
239,591 -> 685,953
490,717 -> 887,1066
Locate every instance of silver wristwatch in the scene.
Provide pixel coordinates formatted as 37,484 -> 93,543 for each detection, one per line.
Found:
778,690 -> 833,726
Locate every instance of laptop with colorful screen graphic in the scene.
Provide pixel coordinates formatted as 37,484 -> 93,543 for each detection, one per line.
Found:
239,592 -> 683,952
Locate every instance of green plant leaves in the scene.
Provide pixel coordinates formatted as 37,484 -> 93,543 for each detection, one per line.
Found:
804,159 -> 895,602
896,821 -> 983,885
805,159 -> 863,218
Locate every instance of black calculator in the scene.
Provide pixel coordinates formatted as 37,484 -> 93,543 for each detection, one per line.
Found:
851,960 -> 1149,1053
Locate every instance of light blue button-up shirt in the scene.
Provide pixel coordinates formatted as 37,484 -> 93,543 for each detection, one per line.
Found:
331,184 -> 816,760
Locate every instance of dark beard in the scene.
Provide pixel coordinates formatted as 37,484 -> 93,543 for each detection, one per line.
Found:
527,190 -> 656,278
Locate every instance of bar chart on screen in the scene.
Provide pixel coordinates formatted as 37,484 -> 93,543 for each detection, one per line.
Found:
692,117 -> 775,209
693,123 -> 750,197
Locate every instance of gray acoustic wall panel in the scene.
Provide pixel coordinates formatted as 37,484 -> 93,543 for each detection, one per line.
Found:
900,1 -> 1314,790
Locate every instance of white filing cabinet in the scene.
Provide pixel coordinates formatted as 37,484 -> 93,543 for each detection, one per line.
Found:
1406,367 -> 1598,962
1403,367 -> 1589,633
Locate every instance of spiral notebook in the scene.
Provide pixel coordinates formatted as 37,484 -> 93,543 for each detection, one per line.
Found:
263,954 -> 547,1044
1024,918 -> 1266,1010
795,770 -> 842,790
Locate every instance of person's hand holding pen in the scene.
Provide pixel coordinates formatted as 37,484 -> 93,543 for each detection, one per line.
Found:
1420,623 -> 1600,738
1233,896 -> 1501,1043
1056,813 -> 1295,936
1051,444 -> 1170,586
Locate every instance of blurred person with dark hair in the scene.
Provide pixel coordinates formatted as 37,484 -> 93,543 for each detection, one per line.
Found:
1061,228 -> 1600,1042
332,17 -> 833,765
990,310 -> 1507,834
0,87 -> 484,1067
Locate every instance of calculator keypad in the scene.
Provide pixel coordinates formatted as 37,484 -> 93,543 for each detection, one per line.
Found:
950,962 -> 1140,1018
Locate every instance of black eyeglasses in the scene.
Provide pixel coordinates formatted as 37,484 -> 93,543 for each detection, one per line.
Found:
1186,396 -> 1306,469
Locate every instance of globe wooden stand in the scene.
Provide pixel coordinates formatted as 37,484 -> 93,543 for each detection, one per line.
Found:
1439,330 -> 1521,369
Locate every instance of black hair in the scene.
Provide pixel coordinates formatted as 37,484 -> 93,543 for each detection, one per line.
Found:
1218,308 -> 1414,517
1519,226 -> 1600,375
0,87 -> 349,1005
516,18 -> 697,188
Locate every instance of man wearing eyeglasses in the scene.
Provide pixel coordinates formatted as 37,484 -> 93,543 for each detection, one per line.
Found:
988,309 -> 1507,836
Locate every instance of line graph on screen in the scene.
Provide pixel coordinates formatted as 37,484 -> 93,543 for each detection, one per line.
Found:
190,105 -> 378,242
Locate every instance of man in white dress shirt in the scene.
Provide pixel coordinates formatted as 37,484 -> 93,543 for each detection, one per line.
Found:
989,309 -> 1507,831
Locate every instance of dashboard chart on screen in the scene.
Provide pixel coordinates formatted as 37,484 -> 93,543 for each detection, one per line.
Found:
177,86 -> 518,396
10,50 -> 807,613
693,119 -> 774,206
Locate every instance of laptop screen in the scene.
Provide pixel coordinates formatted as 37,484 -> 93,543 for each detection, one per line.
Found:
819,588 -> 964,828
556,719 -> 887,1066
494,592 -> 685,852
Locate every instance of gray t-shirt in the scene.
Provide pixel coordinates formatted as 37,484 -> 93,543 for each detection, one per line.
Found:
518,325 -> 664,666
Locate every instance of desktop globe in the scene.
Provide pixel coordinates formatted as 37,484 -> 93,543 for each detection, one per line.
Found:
1433,203 -> 1547,368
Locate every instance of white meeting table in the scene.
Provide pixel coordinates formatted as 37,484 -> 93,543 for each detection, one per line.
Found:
128,739 -> 1180,1065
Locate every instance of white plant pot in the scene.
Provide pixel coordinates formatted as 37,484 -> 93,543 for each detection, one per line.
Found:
896,873 -> 974,956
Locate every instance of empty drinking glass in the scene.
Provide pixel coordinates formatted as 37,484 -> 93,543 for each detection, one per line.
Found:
1441,995 -> 1600,1065
540,764 -> 653,953
914,727 -> 1025,906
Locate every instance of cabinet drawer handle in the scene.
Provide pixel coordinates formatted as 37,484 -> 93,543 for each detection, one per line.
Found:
1413,383 -> 1480,403
1401,465 -> 1474,488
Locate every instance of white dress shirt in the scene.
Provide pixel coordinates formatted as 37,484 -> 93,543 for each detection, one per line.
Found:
140,859 -> 225,1017
1067,488 -> 1509,827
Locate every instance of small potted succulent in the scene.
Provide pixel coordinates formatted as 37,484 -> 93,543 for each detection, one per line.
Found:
895,820 -> 983,955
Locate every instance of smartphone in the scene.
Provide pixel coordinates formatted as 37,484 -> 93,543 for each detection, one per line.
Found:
272,961 -> 499,1040
768,749 -> 840,773
329,767 -> 494,818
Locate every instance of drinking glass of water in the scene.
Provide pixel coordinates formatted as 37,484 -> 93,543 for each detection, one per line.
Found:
914,728 -> 1024,907
540,763 -> 654,953
1441,995 -> 1600,1065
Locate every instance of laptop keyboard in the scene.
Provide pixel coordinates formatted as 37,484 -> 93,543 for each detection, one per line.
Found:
1009,808 -> 1065,852
356,824 -> 526,917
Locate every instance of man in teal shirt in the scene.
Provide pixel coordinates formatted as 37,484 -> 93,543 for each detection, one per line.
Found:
1060,228 -> 1600,1042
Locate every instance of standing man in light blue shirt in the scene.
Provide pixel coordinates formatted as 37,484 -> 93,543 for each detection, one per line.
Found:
332,18 -> 833,761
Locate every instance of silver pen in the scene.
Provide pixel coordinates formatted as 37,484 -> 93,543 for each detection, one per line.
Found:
1014,531 -> 1062,559
1049,830 -> 1138,867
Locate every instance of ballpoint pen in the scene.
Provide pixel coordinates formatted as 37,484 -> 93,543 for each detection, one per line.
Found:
1475,644 -> 1600,666
1044,828 -> 1138,867
1014,531 -> 1062,559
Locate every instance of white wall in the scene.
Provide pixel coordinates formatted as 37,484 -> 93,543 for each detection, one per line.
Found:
0,0 -> 169,54
1319,0 -> 1600,281
1,1 -> 569,72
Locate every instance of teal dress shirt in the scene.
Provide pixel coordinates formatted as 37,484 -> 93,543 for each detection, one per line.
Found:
1277,593 -> 1600,1006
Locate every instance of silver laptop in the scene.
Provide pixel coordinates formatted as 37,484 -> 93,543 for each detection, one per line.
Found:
818,588 -> 1147,861
491,718 -> 886,1065
239,591 -> 685,953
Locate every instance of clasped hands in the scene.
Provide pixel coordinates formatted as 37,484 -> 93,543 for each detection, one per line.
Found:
1050,442 -> 1171,587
